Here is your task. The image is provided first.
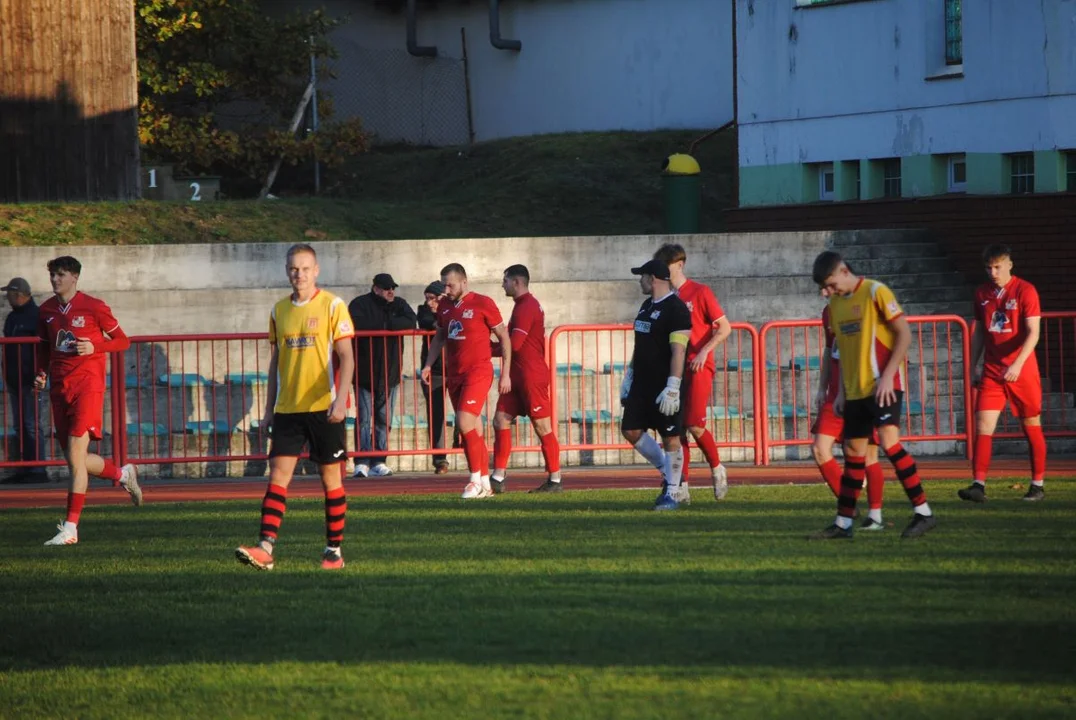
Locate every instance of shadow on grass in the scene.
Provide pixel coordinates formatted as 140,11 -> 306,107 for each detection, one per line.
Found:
2,490 -> 1075,684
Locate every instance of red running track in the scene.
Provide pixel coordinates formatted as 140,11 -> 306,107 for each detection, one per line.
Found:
2,459 -> 1072,509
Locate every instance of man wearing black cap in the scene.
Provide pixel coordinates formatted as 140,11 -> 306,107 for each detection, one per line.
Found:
621,259 -> 692,511
2,277 -> 46,483
348,273 -> 418,478
417,280 -> 451,473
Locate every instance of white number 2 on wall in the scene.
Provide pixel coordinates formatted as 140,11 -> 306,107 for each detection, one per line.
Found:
190,182 -> 202,201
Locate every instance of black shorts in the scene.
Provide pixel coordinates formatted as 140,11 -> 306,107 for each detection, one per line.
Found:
268,411 -> 347,465
842,392 -> 903,440
621,387 -> 682,438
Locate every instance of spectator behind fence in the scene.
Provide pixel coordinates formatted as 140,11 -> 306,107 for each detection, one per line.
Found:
2,277 -> 46,483
418,280 -> 450,474
349,273 -> 418,478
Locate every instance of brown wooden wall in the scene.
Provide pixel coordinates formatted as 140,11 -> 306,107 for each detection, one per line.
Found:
0,0 -> 140,202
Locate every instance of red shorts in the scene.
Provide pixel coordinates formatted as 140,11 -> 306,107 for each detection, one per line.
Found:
811,401 -> 879,445
976,374 -> 1042,418
811,401 -> 844,439
681,366 -> 714,429
446,368 -> 494,418
495,380 -> 552,420
51,387 -> 105,447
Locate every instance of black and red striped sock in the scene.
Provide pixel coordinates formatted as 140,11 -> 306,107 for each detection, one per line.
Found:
259,483 -> 288,543
886,443 -> 929,509
324,486 -> 346,548
837,455 -> 866,519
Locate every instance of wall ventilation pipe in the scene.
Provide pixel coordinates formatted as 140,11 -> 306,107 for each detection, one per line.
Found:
489,0 -> 521,51
407,0 -> 437,57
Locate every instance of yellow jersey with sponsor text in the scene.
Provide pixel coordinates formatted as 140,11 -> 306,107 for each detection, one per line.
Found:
827,278 -> 905,401
269,289 -> 354,413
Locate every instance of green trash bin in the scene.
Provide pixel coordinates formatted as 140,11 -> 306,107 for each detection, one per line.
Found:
662,153 -> 701,234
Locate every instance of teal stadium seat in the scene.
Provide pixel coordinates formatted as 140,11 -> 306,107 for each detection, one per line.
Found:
158,373 -> 211,387
225,371 -> 269,386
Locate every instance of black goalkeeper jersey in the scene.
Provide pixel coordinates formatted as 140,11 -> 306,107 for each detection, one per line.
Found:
630,292 -> 692,390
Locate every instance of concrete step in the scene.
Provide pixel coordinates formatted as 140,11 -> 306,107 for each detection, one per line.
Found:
828,229 -> 932,246
837,242 -> 948,261
852,258 -> 959,276
874,272 -> 970,290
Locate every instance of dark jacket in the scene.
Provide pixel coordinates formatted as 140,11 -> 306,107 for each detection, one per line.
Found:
417,302 -> 444,376
3,299 -> 40,387
348,292 -> 418,389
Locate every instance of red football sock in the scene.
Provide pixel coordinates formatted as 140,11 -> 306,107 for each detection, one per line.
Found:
694,429 -> 722,468
324,486 -> 346,548
1024,425 -> 1047,482
837,455 -> 866,518
99,459 -> 122,486
972,434 -> 993,483
259,483 -> 288,541
65,492 -> 86,525
539,431 -> 561,473
818,458 -> 842,497
866,462 -> 885,510
493,428 -> 512,472
462,429 -> 488,475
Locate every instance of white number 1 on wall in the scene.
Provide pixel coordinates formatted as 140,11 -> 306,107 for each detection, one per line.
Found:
190,182 -> 202,201
148,168 -> 157,188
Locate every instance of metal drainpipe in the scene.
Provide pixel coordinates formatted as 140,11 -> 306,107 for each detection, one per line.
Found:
407,0 -> 437,57
489,0 -> 521,51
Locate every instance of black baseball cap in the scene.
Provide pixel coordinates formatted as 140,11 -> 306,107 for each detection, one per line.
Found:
424,280 -> 445,296
1,277 -> 31,294
373,273 -> 398,290
630,259 -> 671,281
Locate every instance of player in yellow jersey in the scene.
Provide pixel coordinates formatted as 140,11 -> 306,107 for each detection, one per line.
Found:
236,243 -> 356,571
809,251 -> 937,540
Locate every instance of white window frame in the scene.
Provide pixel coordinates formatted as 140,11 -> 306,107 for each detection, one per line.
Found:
1009,153 -> 1035,195
948,154 -> 967,193
818,163 -> 835,201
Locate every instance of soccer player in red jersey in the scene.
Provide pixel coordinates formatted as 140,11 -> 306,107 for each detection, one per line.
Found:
812,299 -> 887,530
421,263 -> 513,499
35,256 -> 141,546
961,243 -> 1046,503
652,244 -> 731,503
490,265 -> 562,494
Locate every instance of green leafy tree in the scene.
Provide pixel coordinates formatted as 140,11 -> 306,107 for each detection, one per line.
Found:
136,0 -> 368,189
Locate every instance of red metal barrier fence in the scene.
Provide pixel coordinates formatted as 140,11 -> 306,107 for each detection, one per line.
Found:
547,323 -> 762,465
1,315 -> 1072,475
757,316 -> 974,465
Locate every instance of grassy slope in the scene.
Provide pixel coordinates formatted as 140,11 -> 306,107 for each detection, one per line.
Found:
1,480 -> 1074,718
0,130 -> 734,247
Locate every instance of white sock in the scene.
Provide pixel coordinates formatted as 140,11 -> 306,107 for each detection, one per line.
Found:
492,470 -> 506,481
549,472 -> 561,483
835,515 -> 853,530
669,446 -> 685,487
324,545 -> 340,556
868,508 -> 883,524
662,452 -> 676,488
63,521 -> 77,532
1032,479 -> 1044,487
973,480 -> 986,488
634,434 -> 665,470
480,475 -> 491,492
469,471 -> 481,485
914,502 -> 932,517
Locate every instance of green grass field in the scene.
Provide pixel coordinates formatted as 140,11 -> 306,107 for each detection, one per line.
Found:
0,129 -> 735,246
2,479 -> 1075,719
